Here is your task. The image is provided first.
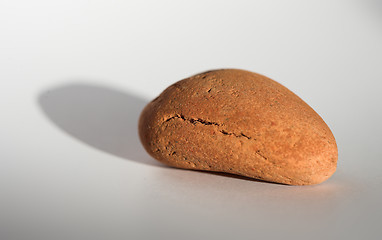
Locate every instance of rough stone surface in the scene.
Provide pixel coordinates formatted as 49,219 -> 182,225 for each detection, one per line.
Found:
138,69 -> 338,185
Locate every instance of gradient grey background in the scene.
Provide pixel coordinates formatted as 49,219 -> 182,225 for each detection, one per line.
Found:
1,0 -> 381,239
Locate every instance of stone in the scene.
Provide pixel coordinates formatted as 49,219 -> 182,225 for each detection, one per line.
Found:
138,69 -> 338,185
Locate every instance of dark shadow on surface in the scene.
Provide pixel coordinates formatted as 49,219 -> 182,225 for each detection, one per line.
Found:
38,82 -> 163,167
199,171 -> 287,185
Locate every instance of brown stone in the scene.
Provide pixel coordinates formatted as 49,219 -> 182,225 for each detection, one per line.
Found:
138,69 -> 338,185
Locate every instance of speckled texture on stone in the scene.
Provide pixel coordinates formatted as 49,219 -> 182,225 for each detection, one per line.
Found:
138,69 -> 338,185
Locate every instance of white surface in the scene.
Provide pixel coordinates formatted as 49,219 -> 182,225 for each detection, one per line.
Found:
1,1 -> 382,239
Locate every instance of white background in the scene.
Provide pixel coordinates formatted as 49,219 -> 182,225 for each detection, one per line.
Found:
1,0 -> 382,239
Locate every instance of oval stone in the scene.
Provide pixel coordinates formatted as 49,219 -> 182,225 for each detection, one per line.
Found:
139,69 -> 338,185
